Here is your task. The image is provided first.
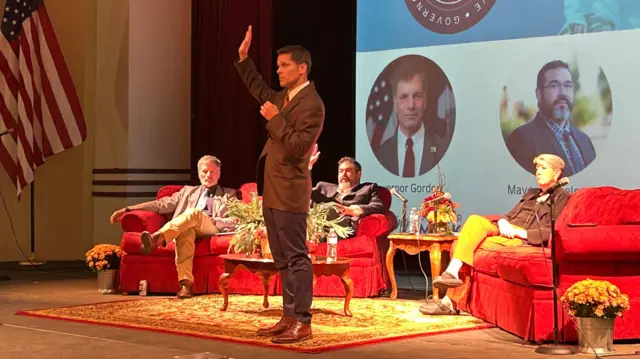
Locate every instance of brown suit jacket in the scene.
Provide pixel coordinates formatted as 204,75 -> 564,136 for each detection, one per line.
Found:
128,185 -> 237,228
235,58 -> 324,213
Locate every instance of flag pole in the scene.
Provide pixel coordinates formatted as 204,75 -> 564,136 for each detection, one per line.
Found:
19,180 -> 45,266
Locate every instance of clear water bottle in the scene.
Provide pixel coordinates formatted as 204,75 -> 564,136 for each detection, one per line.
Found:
409,207 -> 420,236
326,228 -> 338,262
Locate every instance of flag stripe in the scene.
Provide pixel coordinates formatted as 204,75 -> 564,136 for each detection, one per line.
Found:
22,14 -> 46,163
36,9 -> 85,141
27,16 -> 73,152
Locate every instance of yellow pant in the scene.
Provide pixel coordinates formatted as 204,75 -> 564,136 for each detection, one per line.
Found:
453,214 -> 523,266
158,208 -> 218,282
447,214 -> 523,304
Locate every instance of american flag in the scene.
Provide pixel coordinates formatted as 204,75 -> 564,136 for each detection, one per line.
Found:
366,77 -> 394,151
0,0 -> 86,197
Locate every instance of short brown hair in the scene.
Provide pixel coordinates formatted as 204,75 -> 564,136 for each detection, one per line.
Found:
390,57 -> 428,97
277,45 -> 312,75
537,60 -> 571,89
338,157 -> 361,172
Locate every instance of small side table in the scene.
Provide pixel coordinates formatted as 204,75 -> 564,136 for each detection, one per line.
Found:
218,254 -> 354,316
386,232 -> 458,301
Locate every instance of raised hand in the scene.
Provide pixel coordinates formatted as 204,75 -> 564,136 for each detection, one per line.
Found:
308,143 -> 321,170
238,25 -> 252,61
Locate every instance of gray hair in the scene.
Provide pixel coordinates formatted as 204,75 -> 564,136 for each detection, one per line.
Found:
197,155 -> 221,168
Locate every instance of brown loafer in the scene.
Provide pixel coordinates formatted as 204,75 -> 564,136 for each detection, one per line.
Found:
140,231 -> 165,254
271,320 -> 312,344
256,316 -> 294,337
177,280 -> 194,299
432,271 -> 463,289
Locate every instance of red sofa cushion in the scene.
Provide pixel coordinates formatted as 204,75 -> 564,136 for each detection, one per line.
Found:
121,232 -> 213,257
558,186 -> 640,226
474,246 -> 553,287
316,235 -> 376,259
472,248 -> 500,276
556,225 -> 640,262
209,235 -> 232,255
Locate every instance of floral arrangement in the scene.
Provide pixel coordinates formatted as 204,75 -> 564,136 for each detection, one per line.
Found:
85,244 -> 124,272
418,167 -> 460,234
225,192 -> 353,255
561,278 -> 631,318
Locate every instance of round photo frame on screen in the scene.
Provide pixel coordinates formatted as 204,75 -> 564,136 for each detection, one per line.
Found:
365,54 -> 456,178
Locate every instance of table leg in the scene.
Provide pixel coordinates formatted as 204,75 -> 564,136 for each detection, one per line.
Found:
218,272 -> 232,311
340,269 -> 354,317
258,271 -> 271,309
428,244 -> 442,301
385,242 -> 398,300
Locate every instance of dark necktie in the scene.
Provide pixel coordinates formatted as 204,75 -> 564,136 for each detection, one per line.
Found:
283,94 -> 290,109
202,188 -> 216,217
403,138 -> 415,177
563,131 -> 585,173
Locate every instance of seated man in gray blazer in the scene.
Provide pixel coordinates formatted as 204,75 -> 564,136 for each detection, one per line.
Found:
309,154 -> 385,236
109,155 -> 237,299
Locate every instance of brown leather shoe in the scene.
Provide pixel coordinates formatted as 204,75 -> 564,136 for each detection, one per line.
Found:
140,231 -> 165,254
177,280 -> 193,299
271,320 -> 312,344
256,316 -> 294,336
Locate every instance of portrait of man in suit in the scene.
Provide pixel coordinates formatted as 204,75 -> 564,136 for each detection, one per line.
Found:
310,156 -> 385,236
505,60 -> 596,177
109,155 -> 237,299
372,57 -> 449,177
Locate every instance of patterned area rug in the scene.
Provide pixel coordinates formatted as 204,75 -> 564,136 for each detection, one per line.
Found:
17,294 -> 492,353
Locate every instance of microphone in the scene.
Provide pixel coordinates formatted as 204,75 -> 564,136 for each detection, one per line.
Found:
537,177 -> 570,197
389,188 -> 408,203
0,128 -> 15,137
425,192 -> 451,203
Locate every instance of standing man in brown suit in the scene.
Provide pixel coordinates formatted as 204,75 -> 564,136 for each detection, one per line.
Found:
235,25 -> 324,344
109,155 -> 237,299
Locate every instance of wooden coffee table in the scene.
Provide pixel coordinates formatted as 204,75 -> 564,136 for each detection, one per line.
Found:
218,254 -> 354,316
386,232 -> 458,301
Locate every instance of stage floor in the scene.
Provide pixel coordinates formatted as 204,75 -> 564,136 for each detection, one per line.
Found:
1,265 -> 639,358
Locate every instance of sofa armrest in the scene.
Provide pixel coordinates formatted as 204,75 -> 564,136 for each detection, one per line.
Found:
357,212 -> 398,238
120,210 -> 167,233
556,225 -> 640,262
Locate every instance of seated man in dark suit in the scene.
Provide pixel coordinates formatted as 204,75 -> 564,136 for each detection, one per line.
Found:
505,60 -> 596,177
420,154 -> 571,315
309,155 -> 385,236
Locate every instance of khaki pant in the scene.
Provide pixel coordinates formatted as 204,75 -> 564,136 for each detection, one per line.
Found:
157,208 -> 218,282
447,215 -> 523,304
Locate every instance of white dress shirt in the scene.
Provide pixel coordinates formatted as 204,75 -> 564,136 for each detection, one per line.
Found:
287,80 -> 310,101
397,122 -> 425,176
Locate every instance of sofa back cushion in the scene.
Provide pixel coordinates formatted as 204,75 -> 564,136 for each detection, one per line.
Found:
558,186 -> 640,226
157,185 -> 184,200
377,186 -> 392,210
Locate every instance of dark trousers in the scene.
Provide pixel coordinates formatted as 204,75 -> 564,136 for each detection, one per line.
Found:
262,206 -> 313,324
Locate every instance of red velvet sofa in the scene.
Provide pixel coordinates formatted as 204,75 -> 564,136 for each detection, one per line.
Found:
457,186 -> 640,342
118,183 -> 397,298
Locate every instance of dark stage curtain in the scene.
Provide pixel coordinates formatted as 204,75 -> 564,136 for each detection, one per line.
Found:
191,0 -> 274,188
191,0 -> 356,188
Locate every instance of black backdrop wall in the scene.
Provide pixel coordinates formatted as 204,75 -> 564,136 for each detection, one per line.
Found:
191,0 -> 357,187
